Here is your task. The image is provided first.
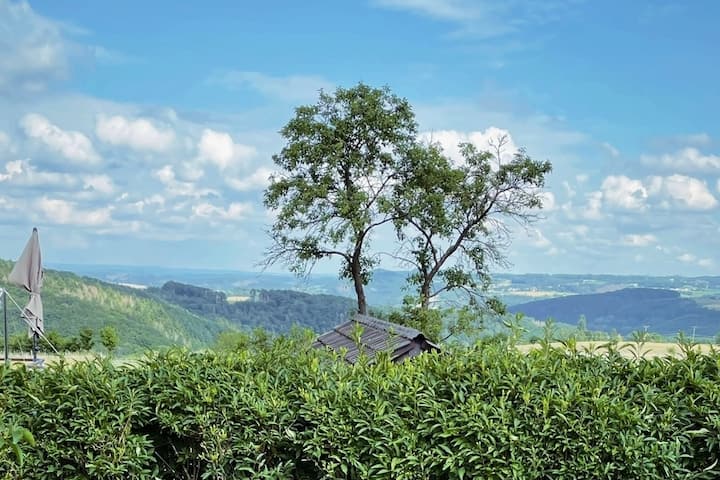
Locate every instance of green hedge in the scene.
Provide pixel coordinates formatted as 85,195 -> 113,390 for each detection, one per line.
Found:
1,338 -> 719,479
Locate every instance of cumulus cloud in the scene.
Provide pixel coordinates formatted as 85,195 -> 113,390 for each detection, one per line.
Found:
226,167 -> 273,191
208,71 -> 333,102
0,158 -> 75,186
622,234 -> 657,247
600,174 -> 717,211
36,196 -> 112,226
153,164 -> 217,198
191,201 -> 253,221
419,127 -> 518,164
601,175 -> 647,210
647,174 -> 717,210
196,128 -> 256,170
95,114 -> 175,152
642,147 -> 720,172
527,227 -> 552,248
20,113 -> 100,165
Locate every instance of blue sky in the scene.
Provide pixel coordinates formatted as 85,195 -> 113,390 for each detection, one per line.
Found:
0,0 -> 718,276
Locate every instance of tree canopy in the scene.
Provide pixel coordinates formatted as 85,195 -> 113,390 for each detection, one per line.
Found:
264,83 -> 417,314
265,83 -> 552,330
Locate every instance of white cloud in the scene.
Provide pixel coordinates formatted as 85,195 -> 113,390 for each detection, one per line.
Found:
192,201 -> 253,221
698,258 -> 713,268
678,253 -> 695,263
373,0 -> 477,21
36,196 -> 112,226
153,164 -> 217,198
20,113 -> 100,165
95,114 -> 175,152
208,71 -> 333,102
538,191 -> 556,211
528,227 -> 552,248
642,147 -> 720,172
371,0 -> 580,37
226,167 -> 273,191
0,0 -> 71,94
671,133 -> 712,147
82,174 -> 114,195
601,175 -> 647,210
420,127 -> 518,164
0,131 -> 9,149
647,174 -> 717,210
582,191 -> 603,220
0,158 -> 75,186
601,142 -> 620,158
196,128 -> 256,170
622,234 -> 657,247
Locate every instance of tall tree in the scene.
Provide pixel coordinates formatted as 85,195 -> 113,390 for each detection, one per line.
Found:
264,83 -> 417,314
392,135 -> 552,337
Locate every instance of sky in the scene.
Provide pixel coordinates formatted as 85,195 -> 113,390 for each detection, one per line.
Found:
0,0 -> 718,276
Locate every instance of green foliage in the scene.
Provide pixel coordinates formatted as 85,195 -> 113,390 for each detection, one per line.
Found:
99,326 -> 119,354
1,335 -> 720,478
0,259 -> 236,354
0,423 -> 35,474
264,83 -> 418,314
392,136 -> 551,318
154,282 -> 354,334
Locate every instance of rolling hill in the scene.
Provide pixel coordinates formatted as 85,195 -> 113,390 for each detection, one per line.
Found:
0,259 -> 238,354
508,288 -> 720,338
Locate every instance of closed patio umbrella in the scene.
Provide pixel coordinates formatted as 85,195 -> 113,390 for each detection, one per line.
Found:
8,228 -> 44,360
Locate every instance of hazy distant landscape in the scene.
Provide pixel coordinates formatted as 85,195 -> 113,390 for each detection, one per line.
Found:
29,262 -> 720,348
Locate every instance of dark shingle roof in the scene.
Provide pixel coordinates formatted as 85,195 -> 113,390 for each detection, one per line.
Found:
312,314 -> 440,364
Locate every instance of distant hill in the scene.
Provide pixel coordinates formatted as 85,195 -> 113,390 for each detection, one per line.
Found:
0,259 -> 236,354
150,281 -> 354,334
509,288 -> 720,338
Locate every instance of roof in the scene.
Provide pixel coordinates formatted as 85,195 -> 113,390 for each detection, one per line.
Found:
312,313 -> 440,364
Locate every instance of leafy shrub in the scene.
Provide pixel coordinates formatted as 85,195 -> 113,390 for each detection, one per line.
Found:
1,336 -> 719,479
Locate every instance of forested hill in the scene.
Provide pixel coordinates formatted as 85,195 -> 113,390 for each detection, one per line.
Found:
509,288 -> 720,338
150,281 -> 354,334
0,259 -> 236,354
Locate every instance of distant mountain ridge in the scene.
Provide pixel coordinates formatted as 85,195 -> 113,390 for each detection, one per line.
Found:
509,288 -> 720,338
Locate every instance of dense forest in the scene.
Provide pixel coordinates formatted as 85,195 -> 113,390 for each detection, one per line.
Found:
151,281 -> 354,334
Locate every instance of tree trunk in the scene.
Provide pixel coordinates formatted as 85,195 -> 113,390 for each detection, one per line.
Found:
354,278 -> 367,314
420,280 -> 432,310
351,248 -> 368,314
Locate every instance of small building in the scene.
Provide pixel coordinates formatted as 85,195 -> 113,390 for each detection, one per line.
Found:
312,314 -> 440,364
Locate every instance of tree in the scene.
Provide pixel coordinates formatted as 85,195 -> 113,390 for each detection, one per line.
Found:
77,327 -> 94,351
264,83 -> 417,314
99,326 -> 119,354
391,135 -> 551,337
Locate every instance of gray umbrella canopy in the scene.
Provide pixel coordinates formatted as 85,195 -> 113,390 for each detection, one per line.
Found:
8,228 -> 44,336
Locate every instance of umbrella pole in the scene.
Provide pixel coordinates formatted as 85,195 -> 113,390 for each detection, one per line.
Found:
3,289 -> 8,367
32,332 -> 38,362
